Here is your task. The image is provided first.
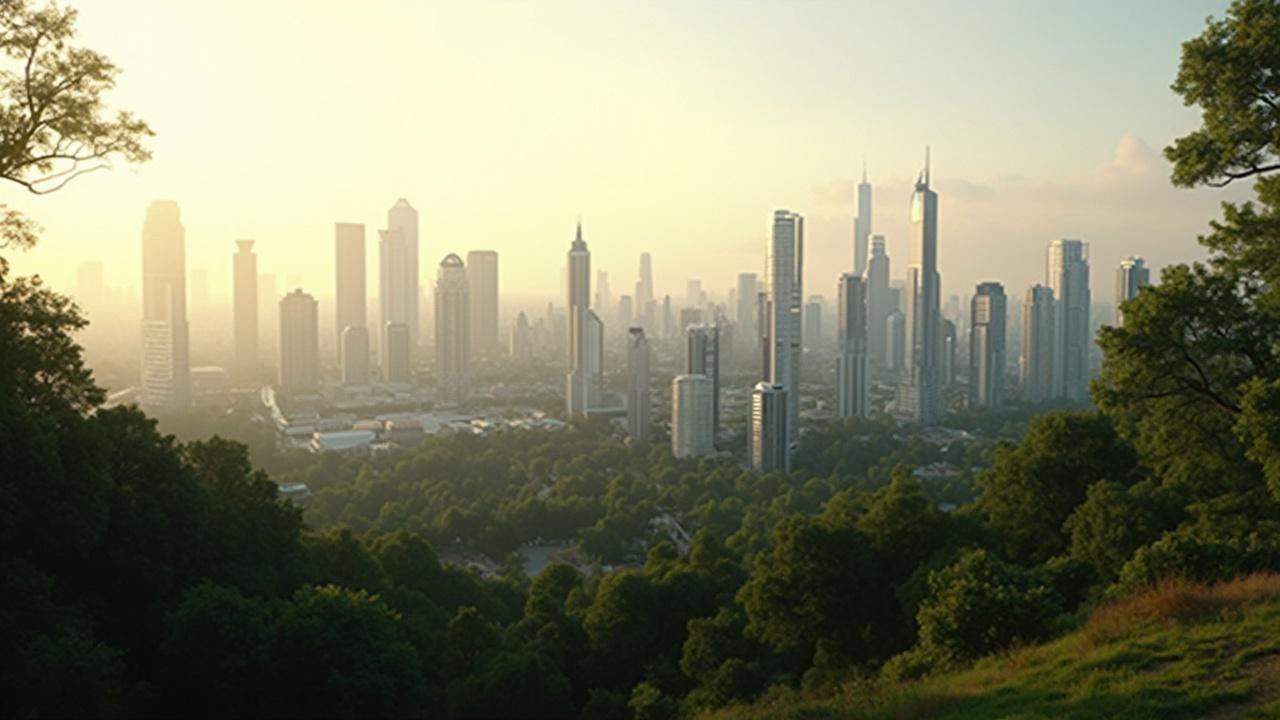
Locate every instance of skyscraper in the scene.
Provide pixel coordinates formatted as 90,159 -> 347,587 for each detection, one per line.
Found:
896,149 -> 944,424
836,273 -> 869,418
140,200 -> 190,408
866,235 -> 891,367
969,282 -> 1007,408
510,312 -> 533,364
1047,239 -> 1090,401
750,382 -> 789,473
335,222 -> 366,364
671,374 -> 714,459
233,239 -> 258,374
341,326 -> 369,386
736,273 -> 758,356
887,310 -> 906,371
1021,285 -> 1055,402
636,252 -> 654,331
466,250 -> 499,358
685,325 -> 720,442
804,297 -> 823,350
435,253 -> 470,403
765,209 -> 803,445
566,222 -> 597,416
379,228 -> 412,381
854,162 -> 872,275
1114,256 -> 1149,325
386,199 -> 420,348
385,322 -> 411,386
278,289 -> 318,395
627,327 -> 650,443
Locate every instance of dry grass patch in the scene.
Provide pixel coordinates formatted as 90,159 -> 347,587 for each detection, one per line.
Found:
1085,573 -> 1280,645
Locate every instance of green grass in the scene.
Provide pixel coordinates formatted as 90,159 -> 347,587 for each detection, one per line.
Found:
704,575 -> 1280,720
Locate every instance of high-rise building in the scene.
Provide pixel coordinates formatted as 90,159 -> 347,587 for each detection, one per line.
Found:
866,235 -> 891,366
510,312 -> 533,364
278,289 -> 319,395
1047,239 -> 1090,401
671,374 -> 714,459
233,239 -> 258,374
1021,285 -> 1055,402
896,149 -> 944,424
854,162 -> 872,275
1114,256 -> 1149,325
566,222 -> 599,415
636,252 -> 654,331
765,209 -> 804,445
942,319 -> 957,388
887,309 -> 906,371
686,325 -> 720,442
736,273 -> 759,356
385,322 -> 411,386
836,273 -> 869,418
140,200 -> 190,408
618,295 -> 633,335
969,282 -> 1007,408
686,279 -> 703,310
379,228 -> 412,381
804,297 -> 823,349
466,250 -> 499,358
386,199 -> 420,347
435,253 -> 470,403
335,222 -> 366,364
341,325 -> 369,386
750,382 -> 789,473
627,327 -> 650,443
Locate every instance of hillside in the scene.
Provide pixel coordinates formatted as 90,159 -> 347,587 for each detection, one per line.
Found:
705,575 -> 1280,720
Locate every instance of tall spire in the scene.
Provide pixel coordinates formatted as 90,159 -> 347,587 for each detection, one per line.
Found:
572,218 -> 586,249
924,145 -> 931,187
861,156 -> 867,184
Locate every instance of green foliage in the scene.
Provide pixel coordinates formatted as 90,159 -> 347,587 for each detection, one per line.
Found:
1064,481 -> 1178,583
1111,530 -> 1280,597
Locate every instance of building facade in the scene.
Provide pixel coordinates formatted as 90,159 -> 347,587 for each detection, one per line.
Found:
435,254 -> 470,403
765,209 -> 804,446
140,200 -> 191,408
671,374 -> 714,459
1021,284 -> 1055,402
750,382 -> 789,473
1047,239 -> 1090,401
968,282 -> 1007,408
627,327 -> 650,442
1114,256 -> 1149,325
233,239 -> 258,376
279,289 -> 319,395
335,222 -> 366,367
685,325 -> 720,443
836,273 -> 870,418
895,150 -> 944,424
467,250 -> 499,358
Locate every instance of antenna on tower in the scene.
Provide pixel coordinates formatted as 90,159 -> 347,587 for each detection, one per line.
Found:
862,156 -> 867,183
924,145 -> 931,186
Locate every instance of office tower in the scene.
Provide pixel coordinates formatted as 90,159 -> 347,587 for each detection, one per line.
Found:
686,325 -> 720,442
636,252 -> 654,330
942,319 -> 957,388
750,382 -> 789,473
866,234 -> 891,368
680,307 -> 703,330
341,326 -> 369,386
566,222 -> 595,415
896,149 -> 944,424
618,295 -> 633,334
1047,239 -> 1091,401
854,162 -> 872,275
233,240 -> 258,374
379,228 -> 412,380
836,273 -> 870,418
464,250 -> 498,358
627,327 -> 650,442
386,199 -> 420,348
1114,256 -> 1149,325
335,222 -> 366,361
278,289 -> 318,395
804,297 -> 823,349
661,295 -> 675,339
887,310 -> 905,371
736,273 -> 759,356
969,282 -> 1007,408
671,374 -> 714,459
686,279 -> 703,310
510,312 -> 533,364
765,209 -> 804,445
76,261 -> 104,308
385,322 -> 411,385
435,253 -> 470,403
1021,285 -> 1055,402
139,200 -> 190,408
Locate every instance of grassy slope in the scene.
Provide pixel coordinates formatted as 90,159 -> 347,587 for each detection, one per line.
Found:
705,576 -> 1280,720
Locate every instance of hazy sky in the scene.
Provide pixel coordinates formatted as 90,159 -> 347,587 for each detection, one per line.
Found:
6,0 -> 1252,310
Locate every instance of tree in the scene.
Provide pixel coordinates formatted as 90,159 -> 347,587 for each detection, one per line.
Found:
0,0 -> 152,248
1064,481 -> 1175,583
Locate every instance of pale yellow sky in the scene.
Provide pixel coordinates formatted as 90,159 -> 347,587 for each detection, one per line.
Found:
5,0 -> 1246,312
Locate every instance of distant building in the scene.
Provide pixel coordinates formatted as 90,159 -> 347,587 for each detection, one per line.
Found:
386,199 -> 420,349
233,239 -> 258,375
1114,256 -> 1149,325
627,327 -> 650,442
379,227 -> 413,380
510,311 -> 533,364
854,163 -> 872,276
942,319 -> 957,389
686,278 -> 703,310
736,273 -> 759,356
685,325 -> 720,442
804,297 -> 823,350
566,222 -> 597,416
765,209 -> 804,444
467,250 -> 499,358
866,234 -> 891,368
1021,285 -> 1055,402
341,325 -> 369,386
1047,239 -> 1090,401
385,321 -> 411,386
836,274 -> 869,418
636,252 -> 654,332
335,222 -> 366,368
896,150 -> 944,424
671,374 -> 714,459
140,200 -> 190,408
968,282 -> 1007,408
279,289 -> 319,395
750,382 -> 789,472
435,253 -> 470,403
887,309 -> 905,371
